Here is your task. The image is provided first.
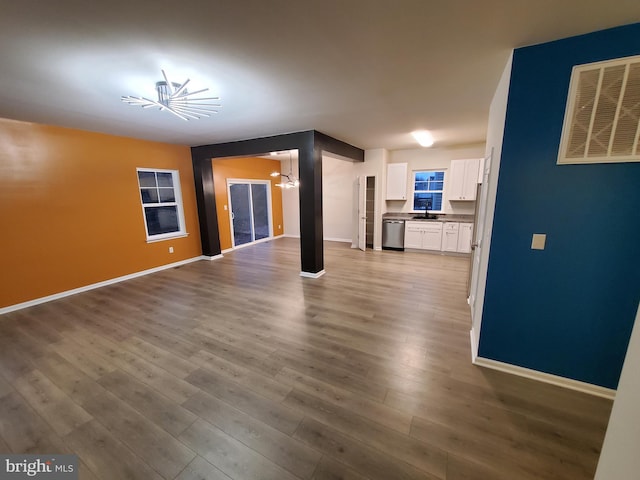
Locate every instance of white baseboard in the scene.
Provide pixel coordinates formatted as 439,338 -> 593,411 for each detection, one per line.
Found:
225,235 -> 286,253
300,270 -> 326,279
473,355 -> 616,399
469,328 -> 478,363
351,245 -> 382,251
324,237 -> 352,243
202,254 -> 224,261
0,256 -> 208,315
283,234 -> 350,244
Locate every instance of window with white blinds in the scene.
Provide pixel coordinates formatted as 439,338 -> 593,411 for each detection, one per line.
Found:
558,55 -> 640,164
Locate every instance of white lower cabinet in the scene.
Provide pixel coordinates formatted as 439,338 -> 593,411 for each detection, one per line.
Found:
405,221 -> 473,253
457,222 -> 473,253
404,221 -> 443,250
404,222 -> 424,249
442,222 -> 460,252
423,224 -> 444,250
441,221 -> 474,253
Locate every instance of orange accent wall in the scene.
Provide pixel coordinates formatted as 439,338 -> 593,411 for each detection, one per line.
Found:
212,157 -> 284,251
0,117 -> 202,308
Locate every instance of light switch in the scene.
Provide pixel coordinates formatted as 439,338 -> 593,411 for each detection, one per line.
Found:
531,233 -> 546,250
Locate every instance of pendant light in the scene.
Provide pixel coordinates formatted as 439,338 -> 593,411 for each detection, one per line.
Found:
270,151 -> 299,188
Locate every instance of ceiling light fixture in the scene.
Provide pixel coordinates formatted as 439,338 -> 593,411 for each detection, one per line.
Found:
412,130 -> 434,147
271,151 -> 299,189
121,70 -> 220,120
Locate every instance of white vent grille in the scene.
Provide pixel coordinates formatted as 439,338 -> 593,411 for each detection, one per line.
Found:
558,55 -> 640,164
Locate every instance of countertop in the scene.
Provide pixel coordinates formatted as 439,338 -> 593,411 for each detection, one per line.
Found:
382,213 -> 474,223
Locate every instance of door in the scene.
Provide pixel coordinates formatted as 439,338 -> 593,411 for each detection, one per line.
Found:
250,183 -> 270,241
357,176 -> 366,251
228,180 -> 272,248
365,176 -> 376,248
468,150 -> 492,309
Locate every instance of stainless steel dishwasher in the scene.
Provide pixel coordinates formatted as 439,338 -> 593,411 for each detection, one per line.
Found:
382,219 -> 405,251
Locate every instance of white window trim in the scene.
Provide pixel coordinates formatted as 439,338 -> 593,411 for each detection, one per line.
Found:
136,168 -> 188,243
411,169 -> 445,213
226,178 -> 274,248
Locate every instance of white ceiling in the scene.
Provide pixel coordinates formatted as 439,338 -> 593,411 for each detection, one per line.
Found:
1,1 -> 639,151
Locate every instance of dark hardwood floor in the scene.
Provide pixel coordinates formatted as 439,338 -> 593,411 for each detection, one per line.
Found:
0,238 -> 612,479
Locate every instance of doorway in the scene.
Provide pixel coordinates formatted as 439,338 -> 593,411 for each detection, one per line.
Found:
357,175 -> 377,251
227,180 -> 273,248
366,176 -> 375,248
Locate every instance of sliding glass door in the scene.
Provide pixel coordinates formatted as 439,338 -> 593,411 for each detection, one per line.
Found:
228,180 -> 272,247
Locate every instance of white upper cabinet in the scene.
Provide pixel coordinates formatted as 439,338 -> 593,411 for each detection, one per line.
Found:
386,163 -> 408,200
448,159 -> 480,201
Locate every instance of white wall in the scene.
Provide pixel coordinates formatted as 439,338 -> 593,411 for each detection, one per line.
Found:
595,303 -> 640,479
280,153 -> 356,243
281,154 -> 300,238
322,154 -> 355,242
470,52 -> 513,357
388,145 -> 485,215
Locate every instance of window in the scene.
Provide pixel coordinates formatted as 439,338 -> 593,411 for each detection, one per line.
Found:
412,170 -> 444,212
137,168 -> 187,241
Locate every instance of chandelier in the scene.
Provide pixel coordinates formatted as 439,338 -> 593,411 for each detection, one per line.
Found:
122,70 -> 220,120
270,151 -> 299,188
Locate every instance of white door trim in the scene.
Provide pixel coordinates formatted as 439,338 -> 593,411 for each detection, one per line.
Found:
227,178 -> 274,248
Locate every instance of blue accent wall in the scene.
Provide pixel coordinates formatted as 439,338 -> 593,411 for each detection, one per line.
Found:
478,23 -> 640,389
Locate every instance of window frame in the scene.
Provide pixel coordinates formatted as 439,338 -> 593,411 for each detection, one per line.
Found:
136,168 -> 188,243
411,169 -> 445,213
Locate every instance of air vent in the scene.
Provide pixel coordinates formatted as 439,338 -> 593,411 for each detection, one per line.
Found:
558,55 -> 640,164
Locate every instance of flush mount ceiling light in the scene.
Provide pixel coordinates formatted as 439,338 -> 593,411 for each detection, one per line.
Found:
121,70 -> 220,121
412,130 -> 434,147
270,151 -> 299,189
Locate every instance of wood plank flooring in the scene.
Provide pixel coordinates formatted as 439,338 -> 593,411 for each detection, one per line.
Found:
0,238 -> 612,479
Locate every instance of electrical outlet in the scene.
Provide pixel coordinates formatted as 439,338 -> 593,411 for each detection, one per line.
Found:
223,204 -> 228,211
531,234 -> 546,250
169,246 -> 174,253
278,224 -> 281,229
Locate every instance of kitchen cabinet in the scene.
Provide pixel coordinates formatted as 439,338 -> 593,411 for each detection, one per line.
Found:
448,159 -> 480,201
442,222 -> 460,252
457,222 -> 473,253
405,221 -> 442,250
404,222 -> 423,249
386,163 -> 408,200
